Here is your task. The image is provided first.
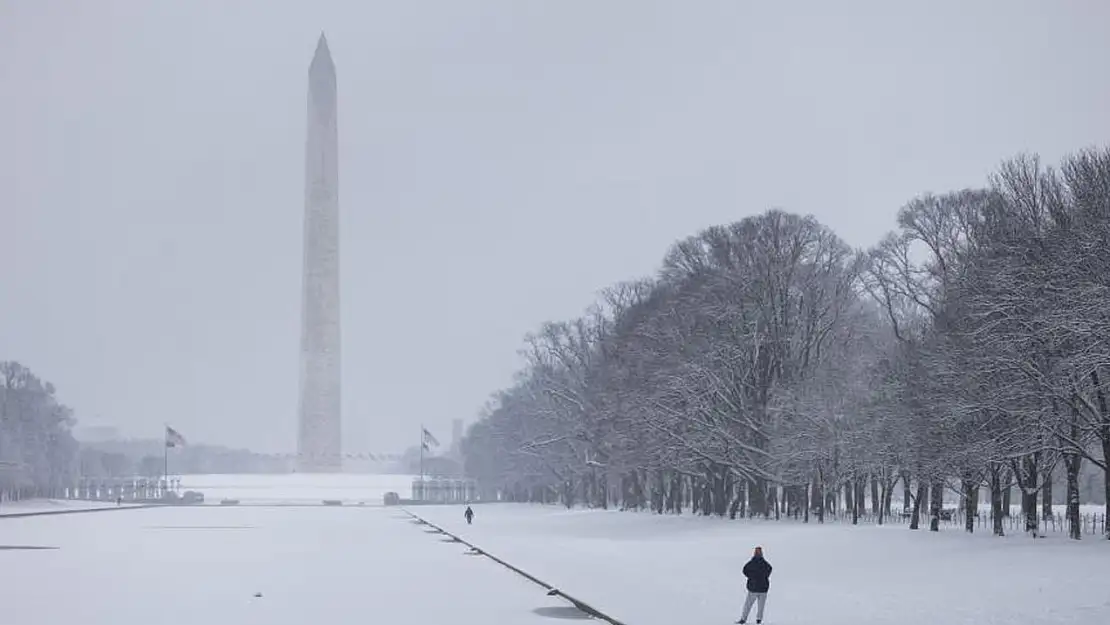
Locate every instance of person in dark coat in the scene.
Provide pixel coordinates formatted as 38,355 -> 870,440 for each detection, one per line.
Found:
464,505 -> 474,525
736,546 -> 772,624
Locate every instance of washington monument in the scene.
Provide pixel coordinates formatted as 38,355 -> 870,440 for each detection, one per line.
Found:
298,33 -> 342,472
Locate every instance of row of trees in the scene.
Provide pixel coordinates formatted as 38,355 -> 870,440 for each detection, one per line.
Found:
460,147 -> 1110,540
78,441 -> 292,479
0,361 -> 78,500
2,359 -> 293,504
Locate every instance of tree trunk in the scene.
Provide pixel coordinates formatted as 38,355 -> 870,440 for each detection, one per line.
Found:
728,482 -> 742,520
804,481 -> 811,523
652,470 -> 664,513
856,475 -> 867,521
667,471 -> 682,514
714,466 -> 729,517
929,481 -> 943,532
1092,368 -> 1110,540
902,472 -> 911,512
803,484 -> 809,519
737,480 -> 747,518
1104,436 -> 1110,540
909,482 -> 925,530
813,472 -> 825,524
801,484 -> 808,522
989,464 -> 1005,536
871,474 -> 880,515
876,479 -> 886,525
844,480 -> 852,521
1016,453 -> 1040,537
750,477 -> 768,518
1041,464 -> 1053,520
1064,452 -> 1082,540
963,476 -> 978,533
880,477 -> 895,526
850,475 -> 860,525
1002,480 -> 1012,518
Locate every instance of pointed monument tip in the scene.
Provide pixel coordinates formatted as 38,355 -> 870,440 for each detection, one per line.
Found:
311,32 -> 334,71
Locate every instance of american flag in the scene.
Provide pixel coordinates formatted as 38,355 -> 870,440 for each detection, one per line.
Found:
165,426 -> 187,448
421,427 -> 439,450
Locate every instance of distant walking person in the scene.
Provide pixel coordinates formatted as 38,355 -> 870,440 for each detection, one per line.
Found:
736,546 -> 772,624
464,505 -> 474,525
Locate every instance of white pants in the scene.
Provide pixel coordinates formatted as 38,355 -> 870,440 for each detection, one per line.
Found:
740,591 -> 767,621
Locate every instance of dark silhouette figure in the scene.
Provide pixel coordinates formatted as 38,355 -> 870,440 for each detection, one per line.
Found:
464,505 -> 474,525
736,546 -> 772,624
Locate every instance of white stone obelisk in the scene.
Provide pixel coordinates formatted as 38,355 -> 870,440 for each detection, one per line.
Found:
298,33 -> 342,472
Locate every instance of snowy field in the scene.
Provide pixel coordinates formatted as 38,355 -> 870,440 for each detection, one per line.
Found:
414,503 -> 1110,625
4,474 -> 1107,625
0,499 -> 140,516
179,472 -> 413,504
0,504 -> 576,625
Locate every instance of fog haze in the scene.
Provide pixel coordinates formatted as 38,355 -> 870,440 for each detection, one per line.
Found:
2,0 -> 1108,453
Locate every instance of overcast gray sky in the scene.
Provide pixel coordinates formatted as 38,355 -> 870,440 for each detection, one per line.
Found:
2,0 -> 1108,455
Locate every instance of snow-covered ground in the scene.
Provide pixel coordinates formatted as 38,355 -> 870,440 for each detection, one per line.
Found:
4,475 -> 1106,625
0,504 -> 576,625
0,499 -> 139,516
179,473 -> 413,504
0,473 -> 414,513
414,503 -> 1110,625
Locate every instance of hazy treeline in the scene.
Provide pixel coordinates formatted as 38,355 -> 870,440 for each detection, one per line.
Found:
1,360 -> 287,503
0,361 -> 78,500
80,439 -> 291,479
461,148 -> 1110,540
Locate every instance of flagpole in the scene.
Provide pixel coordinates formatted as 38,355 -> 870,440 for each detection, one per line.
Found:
163,426 -> 168,496
419,423 -> 424,483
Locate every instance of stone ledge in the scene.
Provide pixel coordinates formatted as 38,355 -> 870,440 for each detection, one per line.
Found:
0,505 -> 159,519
